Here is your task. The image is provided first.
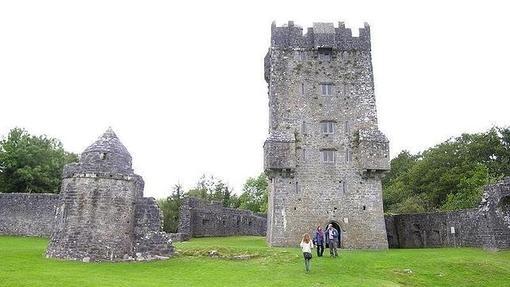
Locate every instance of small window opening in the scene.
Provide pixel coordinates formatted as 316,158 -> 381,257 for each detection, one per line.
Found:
318,47 -> 332,61
301,120 -> 307,135
99,153 -> 107,160
321,121 -> 335,135
295,50 -> 307,61
363,205 -> 366,210
320,83 -> 333,96
320,149 -> 335,163
345,148 -> 352,163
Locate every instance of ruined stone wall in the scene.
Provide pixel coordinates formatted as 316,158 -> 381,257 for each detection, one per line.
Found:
386,178 -> 510,250
0,193 -> 59,237
385,209 -> 487,248
178,197 -> 266,237
264,21 -> 389,248
134,197 -> 175,257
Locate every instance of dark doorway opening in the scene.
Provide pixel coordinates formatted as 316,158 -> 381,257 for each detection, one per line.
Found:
324,221 -> 342,248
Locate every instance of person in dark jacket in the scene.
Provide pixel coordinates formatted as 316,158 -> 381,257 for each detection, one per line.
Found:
313,225 -> 325,257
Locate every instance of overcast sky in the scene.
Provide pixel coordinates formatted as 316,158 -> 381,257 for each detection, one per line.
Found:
1,0 -> 509,198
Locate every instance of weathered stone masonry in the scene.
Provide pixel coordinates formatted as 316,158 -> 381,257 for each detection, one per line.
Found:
178,197 -> 266,238
0,193 -> 59,237
264,21 -> 389,248
45,129 -> 173,262
386,178 -> 510,250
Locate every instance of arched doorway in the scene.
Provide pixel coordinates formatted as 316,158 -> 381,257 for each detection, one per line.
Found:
324,221 -> 342,248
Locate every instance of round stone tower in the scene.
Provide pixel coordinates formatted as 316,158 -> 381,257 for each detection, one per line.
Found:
46,128 -> 172,262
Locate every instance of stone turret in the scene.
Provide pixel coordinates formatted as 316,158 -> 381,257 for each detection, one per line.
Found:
46,129 -> 173,262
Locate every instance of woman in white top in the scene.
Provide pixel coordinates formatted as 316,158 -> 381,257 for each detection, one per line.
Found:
300,233 -> 314,272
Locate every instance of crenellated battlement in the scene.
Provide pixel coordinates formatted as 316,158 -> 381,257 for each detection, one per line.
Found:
270,21 -> 371,51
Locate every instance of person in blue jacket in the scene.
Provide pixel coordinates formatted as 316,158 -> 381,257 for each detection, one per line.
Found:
313,225 -> 325,257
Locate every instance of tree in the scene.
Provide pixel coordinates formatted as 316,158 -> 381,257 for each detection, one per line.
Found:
186,174 -> 239,208
383,127 -> 510,213
0,128 -> 78,193
382,150 -> 419,212
159,184 -> 184,233
238,173 -> 268,213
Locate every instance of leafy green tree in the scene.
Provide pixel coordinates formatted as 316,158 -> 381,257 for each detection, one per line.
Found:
186,175 -> 239,208
383,126 -> 510,213
0,128 -> 78,193
382,150 -> 419,212
238,173 -> 268,213
159,184 -> 184,233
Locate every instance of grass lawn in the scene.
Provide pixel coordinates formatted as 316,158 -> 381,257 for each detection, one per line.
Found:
0,236 -> 509,287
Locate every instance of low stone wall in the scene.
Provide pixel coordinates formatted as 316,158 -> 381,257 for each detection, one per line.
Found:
385,209 -> 485,248
0,193 -> 59,237
386,178 -> 510,250
178,197 -> 267,238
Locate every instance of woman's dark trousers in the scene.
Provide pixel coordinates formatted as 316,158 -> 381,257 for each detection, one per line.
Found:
316,244 -> 324,257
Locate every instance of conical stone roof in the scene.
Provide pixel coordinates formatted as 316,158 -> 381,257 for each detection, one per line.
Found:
76,128 -> 134,175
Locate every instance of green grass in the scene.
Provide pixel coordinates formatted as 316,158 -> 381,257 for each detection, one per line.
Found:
1,236 -> 509,287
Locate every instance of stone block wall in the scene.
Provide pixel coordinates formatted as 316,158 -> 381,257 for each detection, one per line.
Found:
178,197 -> 266,238
385,209 -> 486,248
0,193 -> 59,237
134,197 -> 174,258
385,178 -> 510,250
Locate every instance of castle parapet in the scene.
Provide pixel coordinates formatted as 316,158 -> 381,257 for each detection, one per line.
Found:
270,21 -> 371,51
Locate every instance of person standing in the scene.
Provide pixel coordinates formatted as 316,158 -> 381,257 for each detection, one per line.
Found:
313,226 -> 325,257
325,224 -> 339,257
300,233 -> 314,272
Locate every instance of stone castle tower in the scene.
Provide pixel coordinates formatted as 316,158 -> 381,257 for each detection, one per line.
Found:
46,128 -> 173,262
264,21 -> 390,248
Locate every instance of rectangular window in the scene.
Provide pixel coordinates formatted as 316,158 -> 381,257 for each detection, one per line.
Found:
318,48 -> 332,61
345,148 -> 352,163
295,51 -> 307,61
300,83 -> 305,95
301,120 -> 307,135
321,150 -> 335,163
321,83 -> 333,96
300,51 -> 307,61
338,180 -> 344,193
321,121 -> 334,135
344,121 -> 350,135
